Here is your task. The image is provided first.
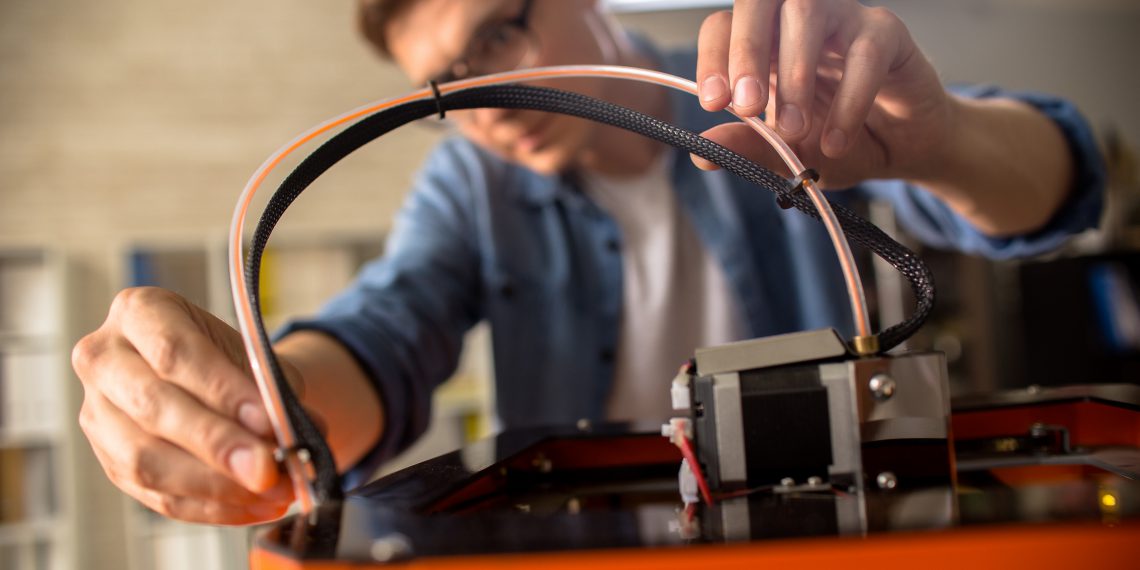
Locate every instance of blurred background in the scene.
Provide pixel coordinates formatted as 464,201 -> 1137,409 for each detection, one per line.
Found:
1,0 -> 1138,568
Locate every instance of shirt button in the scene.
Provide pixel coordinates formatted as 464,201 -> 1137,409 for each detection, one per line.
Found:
605,239 -> 620,252
599,348 -> 615,363
499,282 -> 515,299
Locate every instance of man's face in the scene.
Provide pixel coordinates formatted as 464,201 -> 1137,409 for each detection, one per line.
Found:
386,0 -> 614,174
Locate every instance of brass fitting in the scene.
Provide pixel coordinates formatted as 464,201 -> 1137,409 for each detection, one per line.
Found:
852,335 -> 880,356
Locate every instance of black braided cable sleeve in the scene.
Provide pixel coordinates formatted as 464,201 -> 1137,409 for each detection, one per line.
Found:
245,84 -> 935,498
244,101 -> 438,502
436,86 -> 935,349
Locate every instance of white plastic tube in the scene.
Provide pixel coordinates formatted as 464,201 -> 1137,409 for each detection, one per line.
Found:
228,65 -> 871,512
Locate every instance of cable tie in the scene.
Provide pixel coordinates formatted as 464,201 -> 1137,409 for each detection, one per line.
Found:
792,168 -> 820,190
428,80 -> 446,120
777,168 -> 820,209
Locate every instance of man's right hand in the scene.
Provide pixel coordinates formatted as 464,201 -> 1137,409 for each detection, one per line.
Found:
72,287 -> 294,525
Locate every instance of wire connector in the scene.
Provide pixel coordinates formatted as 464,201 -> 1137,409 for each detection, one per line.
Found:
661,417 -> 693,443
852,334 -> 880,356
663,418 -> 713,504
671,367 -> 692,411
678,458 -> 700,505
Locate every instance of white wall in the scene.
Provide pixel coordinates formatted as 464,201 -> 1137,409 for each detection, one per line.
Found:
877,0 -> 1140,148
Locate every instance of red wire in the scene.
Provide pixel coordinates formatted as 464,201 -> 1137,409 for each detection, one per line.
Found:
677,434 -> 714,505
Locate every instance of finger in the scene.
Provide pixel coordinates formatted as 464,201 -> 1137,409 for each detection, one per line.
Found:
819,9 -> 904,157
696,10 -> 733,111
774,0 -> 835,141
690,123 -> 787,174
307,406 -> 330,438
84,393 -> 293,509
121,478 -> 290,525
112,288 -> 273,438
728,0 -> 782,117
91,342 -> 280,493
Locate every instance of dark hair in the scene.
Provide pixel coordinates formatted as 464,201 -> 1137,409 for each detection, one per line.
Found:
356,0 -> 416,59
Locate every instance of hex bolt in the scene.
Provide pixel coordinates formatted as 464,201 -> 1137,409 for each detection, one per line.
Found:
807,476 -> 823,486
780,477 -> 795,487
533,454 -> 553,474
869,373 -> 896,401
370,534 -> 413,562
876,471 -> 898,490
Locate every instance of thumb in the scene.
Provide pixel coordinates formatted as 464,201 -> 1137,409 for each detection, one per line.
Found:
691,122 -> 791,177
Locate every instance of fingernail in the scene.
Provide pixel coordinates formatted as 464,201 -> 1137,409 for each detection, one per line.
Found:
690,153 -> 717,171
238,402 -> 272,436
700,75 -> 727,103
779,104 -> 804,135
732,76 -> 763,110
229,447 -> 266,491
825,128 -> 848,154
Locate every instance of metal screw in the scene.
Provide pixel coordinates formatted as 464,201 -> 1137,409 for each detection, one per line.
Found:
876,471 -> 898,490
576,418 -> 592,431
533,454 -> 553,474
370,534 -> 412,562
779,477 -> 795,487
869,373 -> 896,401
807,476 -> 823,486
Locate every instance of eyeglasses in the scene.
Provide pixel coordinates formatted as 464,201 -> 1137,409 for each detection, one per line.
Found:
428,0 -> 539,86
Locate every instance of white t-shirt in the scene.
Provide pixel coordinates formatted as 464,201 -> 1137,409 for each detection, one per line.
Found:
582,153 -> 747,422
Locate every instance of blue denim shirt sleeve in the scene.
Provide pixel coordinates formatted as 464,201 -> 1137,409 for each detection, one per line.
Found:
858,85 -> 1105,259
277,138 -> 484,489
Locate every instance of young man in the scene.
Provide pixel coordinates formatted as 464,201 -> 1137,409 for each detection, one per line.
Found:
72,0 -> 1103,525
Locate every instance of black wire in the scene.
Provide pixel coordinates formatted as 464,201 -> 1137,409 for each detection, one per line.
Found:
245,84 -> 935,498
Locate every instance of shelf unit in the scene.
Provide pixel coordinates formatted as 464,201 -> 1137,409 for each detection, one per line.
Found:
0,248 -> 78,570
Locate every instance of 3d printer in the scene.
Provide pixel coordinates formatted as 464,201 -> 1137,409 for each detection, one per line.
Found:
221,66 -> 1139,568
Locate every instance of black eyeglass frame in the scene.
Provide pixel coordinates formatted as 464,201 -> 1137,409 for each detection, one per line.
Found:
427,0 -> 537,86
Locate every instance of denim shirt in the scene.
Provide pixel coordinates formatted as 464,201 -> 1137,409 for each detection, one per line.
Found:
281,47 -> 1105,488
